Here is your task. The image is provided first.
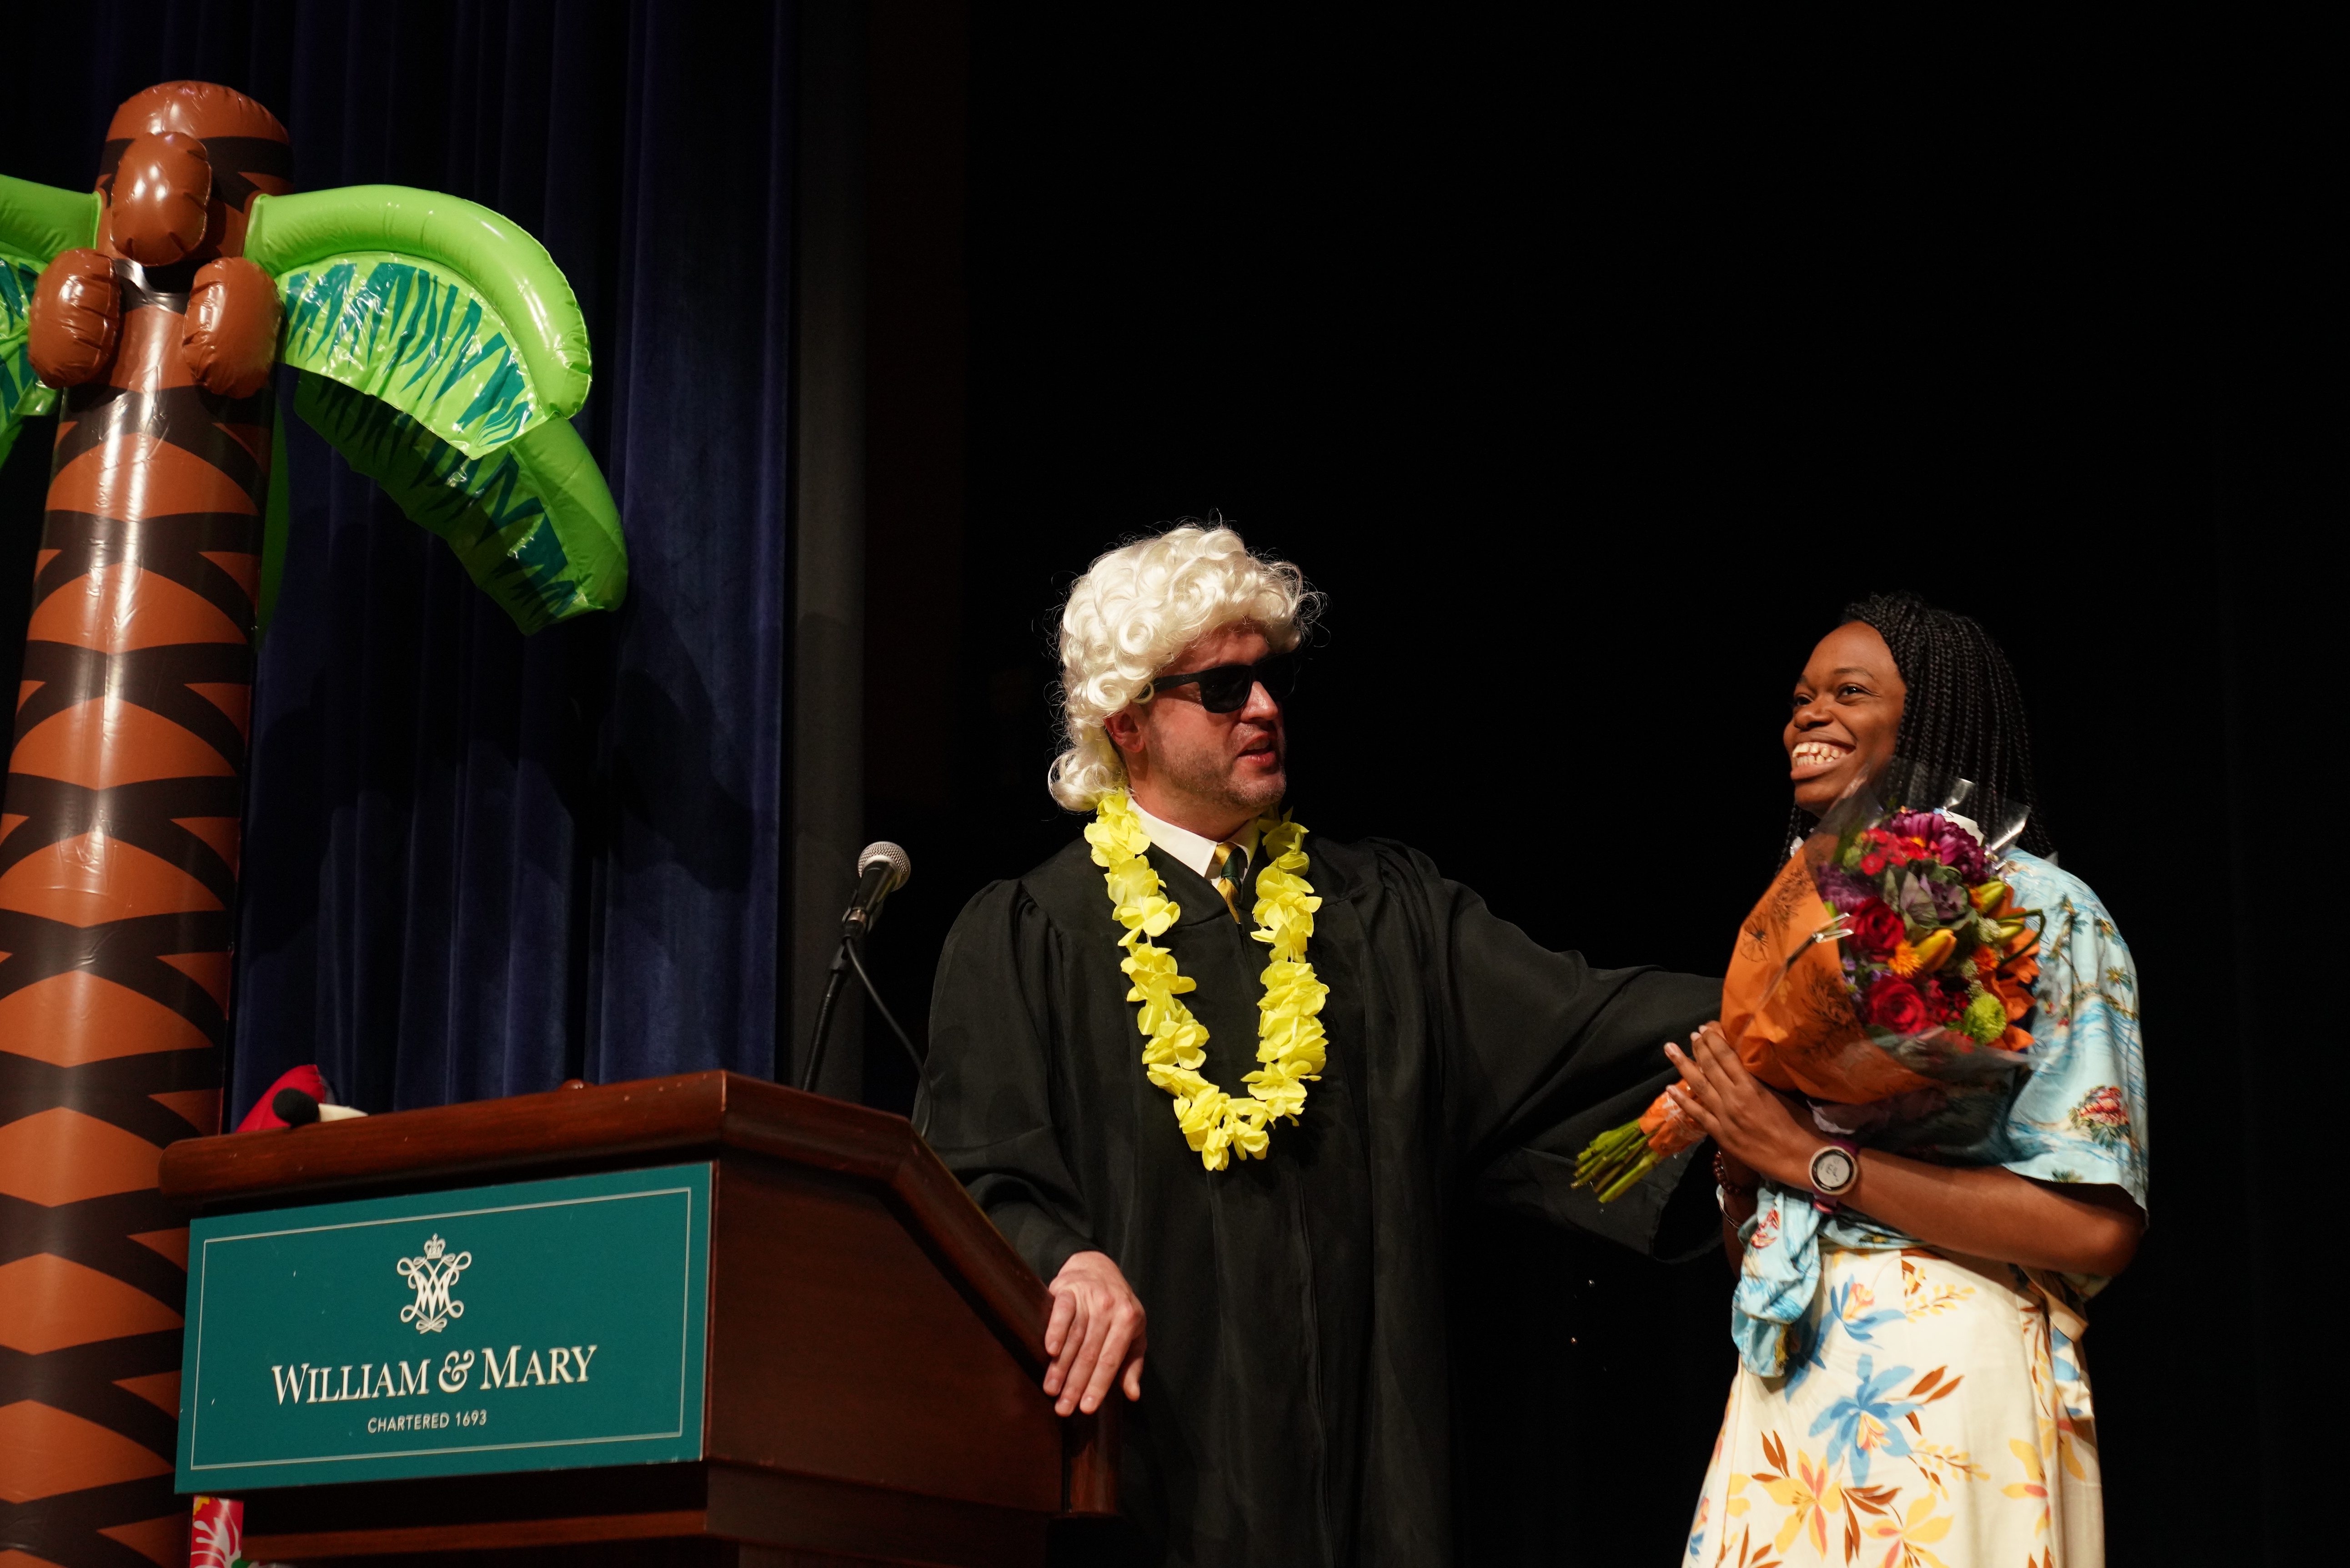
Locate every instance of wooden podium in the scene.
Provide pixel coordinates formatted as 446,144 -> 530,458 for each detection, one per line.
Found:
158,1071 -> 1119,1568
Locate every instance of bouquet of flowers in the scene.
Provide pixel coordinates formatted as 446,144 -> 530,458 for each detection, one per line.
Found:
1575,760 -> 2045,1201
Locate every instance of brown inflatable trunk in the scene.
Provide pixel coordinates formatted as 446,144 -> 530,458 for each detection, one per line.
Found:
0,81 -> 285,1568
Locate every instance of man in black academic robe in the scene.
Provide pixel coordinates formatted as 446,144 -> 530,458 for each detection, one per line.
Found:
922,530 -> 1717,1567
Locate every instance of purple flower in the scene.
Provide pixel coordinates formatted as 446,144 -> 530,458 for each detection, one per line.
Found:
1893,870 -> 1943,929
1817,867 -> 1880,914
1933,826 -> 1987,881
1883,809 -> 1987,881
1885,810 -> 1941,840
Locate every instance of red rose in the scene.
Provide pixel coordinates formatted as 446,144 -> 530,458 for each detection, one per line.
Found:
1864,976 -> 1930,1034
1846,900 -> 1904,957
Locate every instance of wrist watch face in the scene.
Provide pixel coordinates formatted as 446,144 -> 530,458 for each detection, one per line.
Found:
1810,1145 -> 1859,1196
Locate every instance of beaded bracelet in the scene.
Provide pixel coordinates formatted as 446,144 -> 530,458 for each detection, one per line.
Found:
1714,1151 -> 1760,1215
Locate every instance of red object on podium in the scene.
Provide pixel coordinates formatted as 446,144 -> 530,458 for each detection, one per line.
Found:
159,1071 -> 1118,1566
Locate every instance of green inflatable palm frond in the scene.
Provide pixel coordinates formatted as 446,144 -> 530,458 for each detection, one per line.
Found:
0,177 -> 624,629
276,253 -> 543,453
295,372 -> 625,634
0,175 -> 99,471
245,186 -> 624,629
0,258 -> 51,473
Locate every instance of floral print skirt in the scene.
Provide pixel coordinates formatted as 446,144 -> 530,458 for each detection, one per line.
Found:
1686,1245 -> 2101,1568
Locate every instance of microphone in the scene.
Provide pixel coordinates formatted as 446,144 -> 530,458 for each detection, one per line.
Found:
839,840 -> 912,939
803,840 -> 924,1098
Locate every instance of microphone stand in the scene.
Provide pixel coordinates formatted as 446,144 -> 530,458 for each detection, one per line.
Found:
798,931 -> 930,1132
797,942 -> 857,1095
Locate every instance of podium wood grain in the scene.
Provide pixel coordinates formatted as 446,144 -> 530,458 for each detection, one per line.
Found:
160,1072 -> 1119,1566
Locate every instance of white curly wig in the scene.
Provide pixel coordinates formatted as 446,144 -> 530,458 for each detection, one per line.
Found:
1048,522 -> 1320,811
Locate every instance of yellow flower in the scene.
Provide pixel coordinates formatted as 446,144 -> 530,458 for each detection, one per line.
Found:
1085,791 -> 1156,864
1112,888 -> 1180,938
1140,1019 -> 1207,1071
1909,927 -> 1957,972
1759,1448 -> 1841,1556
2056,1419 -> 2088,1483
1864,1496 -> 1954,1565
1102,858 -> 1157,903
1096,797 -> 1331,1170
1887,940 -> 1923,976
1243,1065 -> 1309,1120
2003,1437 -> 2051,1536
1723,1473 -> 1750,1519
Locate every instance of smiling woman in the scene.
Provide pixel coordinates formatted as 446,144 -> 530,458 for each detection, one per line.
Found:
1785,622 -> 1908,819
1676,592 -> 2149,1568
1783,594 -> 2057,863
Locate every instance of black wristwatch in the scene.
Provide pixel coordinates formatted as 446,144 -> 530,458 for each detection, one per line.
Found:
1808,1139 -> 1860,1214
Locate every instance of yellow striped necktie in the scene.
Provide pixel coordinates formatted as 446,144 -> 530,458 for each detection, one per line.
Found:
1210,842 -> 1249,924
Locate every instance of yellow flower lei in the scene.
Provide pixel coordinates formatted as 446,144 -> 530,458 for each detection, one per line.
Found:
1084,790 -> 1330,1171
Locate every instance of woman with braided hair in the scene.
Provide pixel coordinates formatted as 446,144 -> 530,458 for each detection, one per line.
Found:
1672,594 -> 2148,1567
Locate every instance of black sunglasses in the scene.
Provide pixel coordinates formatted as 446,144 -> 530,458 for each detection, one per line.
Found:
1152,649 -> 1305,714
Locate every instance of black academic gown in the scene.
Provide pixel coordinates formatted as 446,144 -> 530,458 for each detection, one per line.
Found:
922,830 -> 1720,1568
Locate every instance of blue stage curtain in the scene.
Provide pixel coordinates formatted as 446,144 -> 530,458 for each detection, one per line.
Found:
14,2 -> 793,1118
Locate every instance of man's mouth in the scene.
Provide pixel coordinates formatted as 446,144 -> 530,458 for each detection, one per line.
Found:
1789,739 -> 1853,778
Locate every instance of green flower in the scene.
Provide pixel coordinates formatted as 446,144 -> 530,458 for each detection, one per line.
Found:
1960,991 -> 2009,1044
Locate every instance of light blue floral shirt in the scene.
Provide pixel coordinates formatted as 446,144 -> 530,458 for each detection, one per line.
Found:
1731,849 -> 2150,1376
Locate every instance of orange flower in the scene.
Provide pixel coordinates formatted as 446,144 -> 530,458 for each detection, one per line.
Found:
1984,968 -> 2035,1023
1759,1448 -> 1843,1556
1866,1495 -> 1956,1565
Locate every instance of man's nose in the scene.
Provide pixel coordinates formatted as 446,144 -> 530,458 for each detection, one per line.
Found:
1239,681 -> 1281,720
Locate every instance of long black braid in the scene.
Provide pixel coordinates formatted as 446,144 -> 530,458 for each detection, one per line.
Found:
1781,592 -> 2056,860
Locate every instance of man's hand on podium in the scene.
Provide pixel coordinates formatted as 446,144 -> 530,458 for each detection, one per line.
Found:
1043,1250 -> 1146,1417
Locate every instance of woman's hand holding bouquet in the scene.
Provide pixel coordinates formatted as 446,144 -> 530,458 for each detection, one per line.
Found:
1662,1023 -> 1819,1190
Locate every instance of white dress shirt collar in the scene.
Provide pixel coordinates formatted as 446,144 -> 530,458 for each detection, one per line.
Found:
1129,798 -> 1263,880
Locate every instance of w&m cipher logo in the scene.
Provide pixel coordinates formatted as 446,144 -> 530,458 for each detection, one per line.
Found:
396,1234 -> 472,1333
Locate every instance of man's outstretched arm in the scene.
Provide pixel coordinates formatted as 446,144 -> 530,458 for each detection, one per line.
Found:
1413,860 -> 1722,1256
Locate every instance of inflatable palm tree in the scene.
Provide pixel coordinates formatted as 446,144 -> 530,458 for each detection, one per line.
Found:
0,80 -> 624,1564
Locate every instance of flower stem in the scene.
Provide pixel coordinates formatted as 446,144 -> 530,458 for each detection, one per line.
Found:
1595,1149 -> 1662,1203
1572,1119 -> 1657,1196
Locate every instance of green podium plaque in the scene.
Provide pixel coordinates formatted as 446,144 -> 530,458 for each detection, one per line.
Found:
177,1162 -> 710,1491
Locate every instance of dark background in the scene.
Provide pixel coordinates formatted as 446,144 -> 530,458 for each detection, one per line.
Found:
859,12 -> 2335,1565
4,6 -> 2335,1563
